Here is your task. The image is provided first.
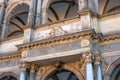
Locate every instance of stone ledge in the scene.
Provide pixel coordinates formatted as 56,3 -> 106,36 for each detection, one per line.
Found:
0,52 -> 21,62
17,29 -> 94,51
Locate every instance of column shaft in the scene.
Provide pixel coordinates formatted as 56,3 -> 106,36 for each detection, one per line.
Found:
86,62 -> 94,80
83,53 -> 94,80
0,2 -> 5,24
20,70 -> 27,80
95,64 -> 102,80
1,22 -> 9,39
30,70 -> 35,80
94,51 -> 102,80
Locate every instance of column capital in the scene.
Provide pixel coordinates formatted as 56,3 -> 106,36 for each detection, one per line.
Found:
94,51 -> 101,65
82,52 -> 93,63
29,64 -> 39,73
19,62 -> 29,71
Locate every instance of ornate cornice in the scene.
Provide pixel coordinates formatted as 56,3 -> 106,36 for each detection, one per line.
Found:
99,34 -> 120,45
92,33 -> 120,45
17,29 -> 94,51
0,52 -> 21,62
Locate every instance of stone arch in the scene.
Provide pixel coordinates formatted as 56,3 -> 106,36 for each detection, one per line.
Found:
104,57 -> 120,80
5,0 -> 30,23
3,1 -> 30,38
42,0 -> 79,23
0,72 -> 19,80
40,64 -> 84,80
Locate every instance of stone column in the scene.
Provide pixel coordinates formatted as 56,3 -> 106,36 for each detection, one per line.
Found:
41,8 -> 48,24
0,1 -> 6,24
1,20 -> 10,39
29,64 -> 39,80
19,62 -> 28,80
83,52 -> 94,80
27,0 -> 37,27
35,0 -> 42,27
94,51 -> 102,80
1,0 -> 8,39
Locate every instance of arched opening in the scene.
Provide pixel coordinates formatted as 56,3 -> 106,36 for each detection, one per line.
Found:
47,0 -> 78,23
100,0 -> 120,14
110,64 -> 120,80
46,69 -> 79,80
0,72 -> 18,80
0,76 -> 17,80
7,4 -> 29,38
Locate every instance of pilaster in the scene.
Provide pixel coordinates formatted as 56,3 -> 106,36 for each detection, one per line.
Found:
35,0 -> 42,27
27,0 -> 37,27
23,27 -> 34,43
78,8 -> 92,30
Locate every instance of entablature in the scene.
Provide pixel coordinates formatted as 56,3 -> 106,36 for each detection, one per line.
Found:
17,29 -> 94,51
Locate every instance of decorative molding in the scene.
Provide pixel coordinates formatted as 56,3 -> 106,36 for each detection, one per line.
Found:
0,53 -> 21,63
29,63 -> 39,72
99,34 -> 120,45
102,50 -> 120,57
21,48 -> 90,62
81,39 -> 90,48
92,33 -> 120,45
17,29 -> 94,51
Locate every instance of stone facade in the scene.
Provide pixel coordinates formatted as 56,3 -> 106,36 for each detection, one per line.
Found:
0,0 -> 120,80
